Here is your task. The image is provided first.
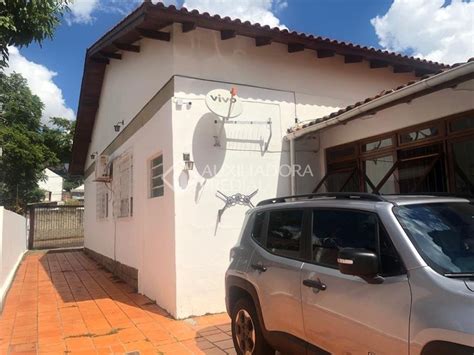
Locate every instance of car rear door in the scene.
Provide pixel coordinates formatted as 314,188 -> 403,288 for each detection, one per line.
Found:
247,208 -> 307,344
300,208 -> 410,354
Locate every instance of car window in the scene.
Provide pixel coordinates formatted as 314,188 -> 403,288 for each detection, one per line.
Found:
311,209 -> 404,275
267,210 -> 303,258
394,202 -> 474,275
379,227 -> 405,276
251,212 -> 265,245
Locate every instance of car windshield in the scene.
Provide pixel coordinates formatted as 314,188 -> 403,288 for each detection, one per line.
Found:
394,202 -> 474,275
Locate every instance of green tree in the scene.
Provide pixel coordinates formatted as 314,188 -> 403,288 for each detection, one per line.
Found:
0,72 -> 57,213
0,0 -> 69,68
42,117 -> 83,191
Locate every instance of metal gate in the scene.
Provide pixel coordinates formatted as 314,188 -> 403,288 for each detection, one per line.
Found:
28,204 -> 84,249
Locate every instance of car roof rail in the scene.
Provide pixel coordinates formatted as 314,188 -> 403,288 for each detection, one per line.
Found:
256,192 -> 389,206
382,192 -> 474,199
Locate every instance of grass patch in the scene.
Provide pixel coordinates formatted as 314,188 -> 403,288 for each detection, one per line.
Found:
64,332 -> 96,339
64,328 -> 123,340
93,328 -> 122,337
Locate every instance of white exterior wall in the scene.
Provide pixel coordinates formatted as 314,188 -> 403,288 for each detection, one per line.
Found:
38,168 -> 63,202
170,24 -> 414,123
84,101 -> 177,315
83,22 -> 421,318
168,25 -> 415,317
172,77 -> 295,317
295,79 -> 474,190
0,207 -> 27,309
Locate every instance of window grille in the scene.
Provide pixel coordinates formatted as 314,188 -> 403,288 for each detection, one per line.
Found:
96,183 -> 108,219
150,154 -> 164,198
113,153 -> 133,218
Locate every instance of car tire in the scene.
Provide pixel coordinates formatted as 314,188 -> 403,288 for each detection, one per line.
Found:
231,297 -> 274,355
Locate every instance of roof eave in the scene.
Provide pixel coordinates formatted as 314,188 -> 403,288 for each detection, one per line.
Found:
286,61 -> 474,140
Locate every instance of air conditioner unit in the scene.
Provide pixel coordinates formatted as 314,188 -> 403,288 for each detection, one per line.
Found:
94,155 -> 111,182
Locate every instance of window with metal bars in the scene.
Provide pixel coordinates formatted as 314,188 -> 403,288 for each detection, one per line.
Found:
96,183 -> 108,219
150,154 -> 164,198
113,153 -> 133,218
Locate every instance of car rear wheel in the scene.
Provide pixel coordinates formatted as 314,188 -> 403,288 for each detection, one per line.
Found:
231,298 -> 273,355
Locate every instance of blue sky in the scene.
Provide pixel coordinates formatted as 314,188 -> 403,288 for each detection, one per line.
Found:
5,0 -> 473,122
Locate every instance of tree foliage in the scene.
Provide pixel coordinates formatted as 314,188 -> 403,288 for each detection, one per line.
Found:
42,117 -> 83,192
0,0 -> 69,67
0,72 -> 57,213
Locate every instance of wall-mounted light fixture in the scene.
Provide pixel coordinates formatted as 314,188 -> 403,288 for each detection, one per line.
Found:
90,151 -> 98,160
175,98 -> 192,109
114,120 -> 125,132
183,153 -> 194,171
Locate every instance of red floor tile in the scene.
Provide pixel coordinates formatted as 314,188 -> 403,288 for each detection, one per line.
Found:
0,251 -> 232,354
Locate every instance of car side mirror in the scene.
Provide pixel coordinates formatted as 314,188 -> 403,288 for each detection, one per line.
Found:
337,248 -> 383,284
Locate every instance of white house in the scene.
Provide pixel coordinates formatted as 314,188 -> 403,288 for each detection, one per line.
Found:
38,168 -> 64,202
71,184 -> 85,201
289,61 -> 474,197
70,2 -> 472,319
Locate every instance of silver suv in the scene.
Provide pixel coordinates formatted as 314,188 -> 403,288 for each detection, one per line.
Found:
225,193 -> 474,355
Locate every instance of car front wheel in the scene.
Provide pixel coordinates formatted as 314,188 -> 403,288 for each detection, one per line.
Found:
231,298 -> 273,355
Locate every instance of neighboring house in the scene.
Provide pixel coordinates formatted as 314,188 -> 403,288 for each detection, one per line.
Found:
38,168 -> 64,202
71,184 -> 85,201
289,62 -> 474,196
69,3 -> 472,318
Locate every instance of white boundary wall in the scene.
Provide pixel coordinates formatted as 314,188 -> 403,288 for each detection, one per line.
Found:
0,207 -> 27,310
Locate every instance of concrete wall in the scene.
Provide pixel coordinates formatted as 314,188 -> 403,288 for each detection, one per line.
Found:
295,79 -> 474,189
172,76 -> 295,317
83,22 -> 421,318
38,169 -> 63,202
0,207 -> 27,310
84,101 -> 177,315
170,24 -> 414,124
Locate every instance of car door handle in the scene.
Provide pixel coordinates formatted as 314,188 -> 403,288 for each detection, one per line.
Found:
251,264 -> 267,272
303,279 -> 327,291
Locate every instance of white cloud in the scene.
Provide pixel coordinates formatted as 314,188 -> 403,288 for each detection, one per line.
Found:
66,0 -> 287,28
5,47 -> 75,123
183,0 -> 287,28
67,0 -> 144,24
68,0 -> 99,24
371,0 -> 474,64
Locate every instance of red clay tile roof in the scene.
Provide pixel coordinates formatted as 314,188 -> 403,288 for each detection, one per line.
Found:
70,2 -> 452,175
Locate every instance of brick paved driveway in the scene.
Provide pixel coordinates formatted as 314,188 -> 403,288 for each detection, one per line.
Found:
0,251 -> 232,354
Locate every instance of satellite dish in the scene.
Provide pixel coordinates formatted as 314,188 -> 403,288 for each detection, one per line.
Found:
205,89 -> 243,118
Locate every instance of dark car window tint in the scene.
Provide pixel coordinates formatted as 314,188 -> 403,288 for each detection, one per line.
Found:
312,210 -> 378,268
379,227 -> 405,276
267,210 -> 303,258
312,210 -> 404,275
251,212 -> 265,245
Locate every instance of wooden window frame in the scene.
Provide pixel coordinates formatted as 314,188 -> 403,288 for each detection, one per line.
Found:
446,111 -> 474,137
321,110 -> 474,194
397,121 -> 444,147
446,134 -> 474,194
326,142 -> 359,165
359,133 -> 396,157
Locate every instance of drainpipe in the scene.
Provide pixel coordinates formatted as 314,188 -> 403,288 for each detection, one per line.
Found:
289,137 -> 296,195
285,61 -> 474,140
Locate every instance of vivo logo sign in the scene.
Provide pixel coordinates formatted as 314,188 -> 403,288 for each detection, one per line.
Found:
205,89 -> 243,118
